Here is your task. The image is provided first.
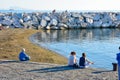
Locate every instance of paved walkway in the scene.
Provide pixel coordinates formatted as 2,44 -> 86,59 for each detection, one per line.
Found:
0,60 -> 118,80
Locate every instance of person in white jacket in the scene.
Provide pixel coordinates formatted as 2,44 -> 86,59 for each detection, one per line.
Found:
116,46 -> 120,80
68,51 -> 78,68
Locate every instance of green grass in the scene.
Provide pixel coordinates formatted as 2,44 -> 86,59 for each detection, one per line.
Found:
0,29 -> 67,64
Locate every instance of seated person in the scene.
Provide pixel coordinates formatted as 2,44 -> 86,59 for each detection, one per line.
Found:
79,53 -> 94,68
19,48 -> 30,61
68,51 -> 78,68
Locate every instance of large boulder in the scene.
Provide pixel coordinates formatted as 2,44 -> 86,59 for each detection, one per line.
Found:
80,22 -> 88,28
12,21 -> 23,28
0,20 -> 12,26
42,15 -> 50,21
71,13 -> 80,18
40,19 -> 47,27
86,18 -> 93,24
50,19 -> 58,26
58,23 -> 68,28
93,14 -> 101,21
116,14 -> 120,20
23,15 -> 31,22
93,20 -> 102,27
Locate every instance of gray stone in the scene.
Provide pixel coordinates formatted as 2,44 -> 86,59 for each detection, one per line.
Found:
93,20 -> 102,27
23,16 -> 31,22
86,18 -> 93,24
71,13 -> 80,18
102,23 -> 111,27
58,23 -> 68,28
80,22 -> 88,28
116,14 -> 120,20
93,14 -> 101,21
40,19 -> 47,27
13,21 -> 23,28
42,15 -> 50,21
50,19 -> 58,26
0,20 -> 12,26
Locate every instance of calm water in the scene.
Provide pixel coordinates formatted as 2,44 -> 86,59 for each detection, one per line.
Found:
31,29 -> 120,70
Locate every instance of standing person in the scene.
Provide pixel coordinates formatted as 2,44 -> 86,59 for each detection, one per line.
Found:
79,53 -> 94,68
116,46 -> 120,80
19,48 -> 31,61
68,51 -> 78,68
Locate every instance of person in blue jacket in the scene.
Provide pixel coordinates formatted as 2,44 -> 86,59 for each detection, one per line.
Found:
19,48 -> 30,61
116,46 -> 120,80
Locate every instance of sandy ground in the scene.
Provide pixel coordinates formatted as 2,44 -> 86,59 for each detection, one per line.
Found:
0,60 -> 118,80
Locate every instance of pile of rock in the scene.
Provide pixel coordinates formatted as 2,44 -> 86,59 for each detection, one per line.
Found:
0,11 -> 120,30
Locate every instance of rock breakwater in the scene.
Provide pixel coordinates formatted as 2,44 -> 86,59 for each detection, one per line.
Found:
0,11 -> 120,29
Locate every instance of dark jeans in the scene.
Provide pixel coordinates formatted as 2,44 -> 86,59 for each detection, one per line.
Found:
69,63 -> 79,68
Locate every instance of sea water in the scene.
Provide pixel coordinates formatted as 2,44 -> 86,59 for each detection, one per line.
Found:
31,28 -> 120,70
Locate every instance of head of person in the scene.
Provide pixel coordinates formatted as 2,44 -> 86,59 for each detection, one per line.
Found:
71,51 -> 76,56
119,46 -> 120,50
82,53 -> 86,58
22,48 -> 25,52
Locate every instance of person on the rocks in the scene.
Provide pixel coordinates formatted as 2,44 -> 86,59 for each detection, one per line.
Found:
116,46 -> 120,80
68,51 -> 79,68
19,48 -> 30,61
79,53 -> 94,68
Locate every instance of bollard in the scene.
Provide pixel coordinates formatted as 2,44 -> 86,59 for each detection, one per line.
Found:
112,63 -> 118,71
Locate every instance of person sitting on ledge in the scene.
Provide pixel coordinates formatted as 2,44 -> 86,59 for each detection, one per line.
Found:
19,48 -> 30,61
68,51 -> 79,68
79,53 -> 94,68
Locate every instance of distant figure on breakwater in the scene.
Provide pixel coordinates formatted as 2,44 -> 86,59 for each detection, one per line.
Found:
68,51 -> 79,68
116,46 -> 120,80
79,53 -> 94,68
19,48 -> 30,61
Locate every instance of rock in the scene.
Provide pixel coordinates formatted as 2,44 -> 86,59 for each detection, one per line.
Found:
71,13 -> 80,18
116,14 -> 120,20
23,15 -> 31,22
80,22 -> 88,28
46,26 -> 51,30
50,19 -> 58,26
93,20 -> 102,27
82,13 -> 94,18
40,19 -> 47,27
0,20 -> 12,26
86,18 -> 93,24
102,23 -> 111,27
109,13 -> 117,21
12,21 -> 23,28
93,14 -> 101,21
42,15 -> 50,21
58,23 -> 68,28
50,26 -> 59,30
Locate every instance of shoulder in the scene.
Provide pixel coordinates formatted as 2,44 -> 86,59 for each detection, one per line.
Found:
117,52 -> 120,55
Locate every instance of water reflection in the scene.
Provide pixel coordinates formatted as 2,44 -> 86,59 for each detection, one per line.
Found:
33,29 -> 120,69
35,29 -> 120,43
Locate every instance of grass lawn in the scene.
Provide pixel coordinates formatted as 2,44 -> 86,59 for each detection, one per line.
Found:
0,28 -> 67,64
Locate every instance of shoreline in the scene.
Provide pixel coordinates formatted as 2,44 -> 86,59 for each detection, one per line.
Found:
29,33 -> 68,59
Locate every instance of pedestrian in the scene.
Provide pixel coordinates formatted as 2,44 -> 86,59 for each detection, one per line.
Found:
116,46 -> 120,80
